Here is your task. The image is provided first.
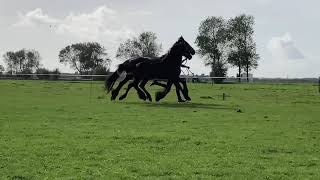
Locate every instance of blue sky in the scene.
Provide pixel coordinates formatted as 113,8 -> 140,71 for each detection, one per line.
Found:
0,0 -> 319,78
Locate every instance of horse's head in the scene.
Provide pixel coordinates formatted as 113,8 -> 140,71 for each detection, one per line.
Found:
175,36 -> 196,60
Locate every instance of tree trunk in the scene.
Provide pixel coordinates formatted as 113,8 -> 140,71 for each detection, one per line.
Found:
238,64 -> 241,83
246,65 -> 249,83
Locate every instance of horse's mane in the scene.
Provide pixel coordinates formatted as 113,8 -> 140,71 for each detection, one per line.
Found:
160,39 -> 181,61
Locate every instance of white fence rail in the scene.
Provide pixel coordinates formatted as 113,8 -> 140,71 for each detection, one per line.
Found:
0,73 -> 319,84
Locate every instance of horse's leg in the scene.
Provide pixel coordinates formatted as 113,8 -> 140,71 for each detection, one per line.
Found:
155,80 -> 185,102
153,80 -> 186,102
151,79 -> 184,101
111,76 -> 130,101
118,81 -> 135,101
175,81 -> 185,102
139,79 -> 152,102
156,79 -> 185,102
155,81 -> 173,102
133,79 -> 147,101
119,79 -> 147,101
176,80 -> 190,102
179,78 -> 191,101
150,80 -> 167,88
173,81 -> 186,102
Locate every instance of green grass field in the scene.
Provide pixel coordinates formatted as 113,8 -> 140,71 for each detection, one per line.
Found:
1,80 -> 320,179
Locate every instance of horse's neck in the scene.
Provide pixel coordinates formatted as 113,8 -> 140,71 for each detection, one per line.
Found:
162,53 -> 182,66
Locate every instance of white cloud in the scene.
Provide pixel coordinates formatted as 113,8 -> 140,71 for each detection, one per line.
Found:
267,33 -> 304,60
259,33 -> 311,78
14,8 -> 59,27
14,6 -> 135,43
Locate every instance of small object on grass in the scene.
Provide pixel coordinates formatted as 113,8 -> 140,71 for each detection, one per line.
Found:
200,96 -> 213,99
236,108 -> 242,113
193,110 -> 197,113
195,141 -> 201,146
264,115 -> 268,119
182,120 -> 187,123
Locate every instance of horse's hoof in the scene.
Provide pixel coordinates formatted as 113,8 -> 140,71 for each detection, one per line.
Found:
178,99 -> 186,103
155,92 -> 162,102
119,96 -> 126,101
138,95 -> 147,101
185,97 -> 191,101
111,91 -> 118,99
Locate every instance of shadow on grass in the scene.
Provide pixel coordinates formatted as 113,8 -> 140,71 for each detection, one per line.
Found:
121,101 -> 233,110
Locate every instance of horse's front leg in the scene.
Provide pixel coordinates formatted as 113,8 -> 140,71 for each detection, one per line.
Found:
118,80 -> 135,101
155,80 -> 173,102
111,76 -> 131,101
173,81 -> 186,102
179,78 -> 191,101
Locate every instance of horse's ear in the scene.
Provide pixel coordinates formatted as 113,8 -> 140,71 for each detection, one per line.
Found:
179,36 -> 184,40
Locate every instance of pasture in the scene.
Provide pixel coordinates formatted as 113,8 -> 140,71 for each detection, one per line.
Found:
0,80 -> 320,179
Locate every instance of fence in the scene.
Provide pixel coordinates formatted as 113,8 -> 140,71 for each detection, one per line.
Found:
0,73 -> 319,85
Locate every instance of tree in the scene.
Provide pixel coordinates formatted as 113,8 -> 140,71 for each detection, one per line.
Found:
242,42 -> 259,81
195,17 -> 229,83
93,65 -> 110,80
227,14 -> 259,82
116,31 -> 162,60
59,42 -> 110,75
3,51 -> 16,74
0,64 -> 4,74
3,49 -> 41,74
36,68 -> 61,80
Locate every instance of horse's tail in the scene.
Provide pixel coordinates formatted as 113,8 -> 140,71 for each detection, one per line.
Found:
105,64 -> 125,93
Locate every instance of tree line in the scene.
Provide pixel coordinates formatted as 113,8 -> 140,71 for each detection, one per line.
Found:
196,14 -> 258,82
1,14 -> 258,83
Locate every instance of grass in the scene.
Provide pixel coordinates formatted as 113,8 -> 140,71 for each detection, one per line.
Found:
0,80 -> 320,179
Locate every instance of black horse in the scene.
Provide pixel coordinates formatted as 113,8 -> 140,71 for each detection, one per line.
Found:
105,37 -> 194,102
107,58 -> 191,102
106,36 -> 195,102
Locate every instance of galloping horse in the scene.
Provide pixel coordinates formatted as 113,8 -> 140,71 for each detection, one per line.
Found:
106,57 -> 190,101
105,36 -> 195,102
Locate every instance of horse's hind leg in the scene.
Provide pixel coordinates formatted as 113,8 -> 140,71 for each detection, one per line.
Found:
150,80 -> 167,88
139,79 -> 152,102
119,79 -> 146,101
133,79 -> 147,101
111,76 -> 130,101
